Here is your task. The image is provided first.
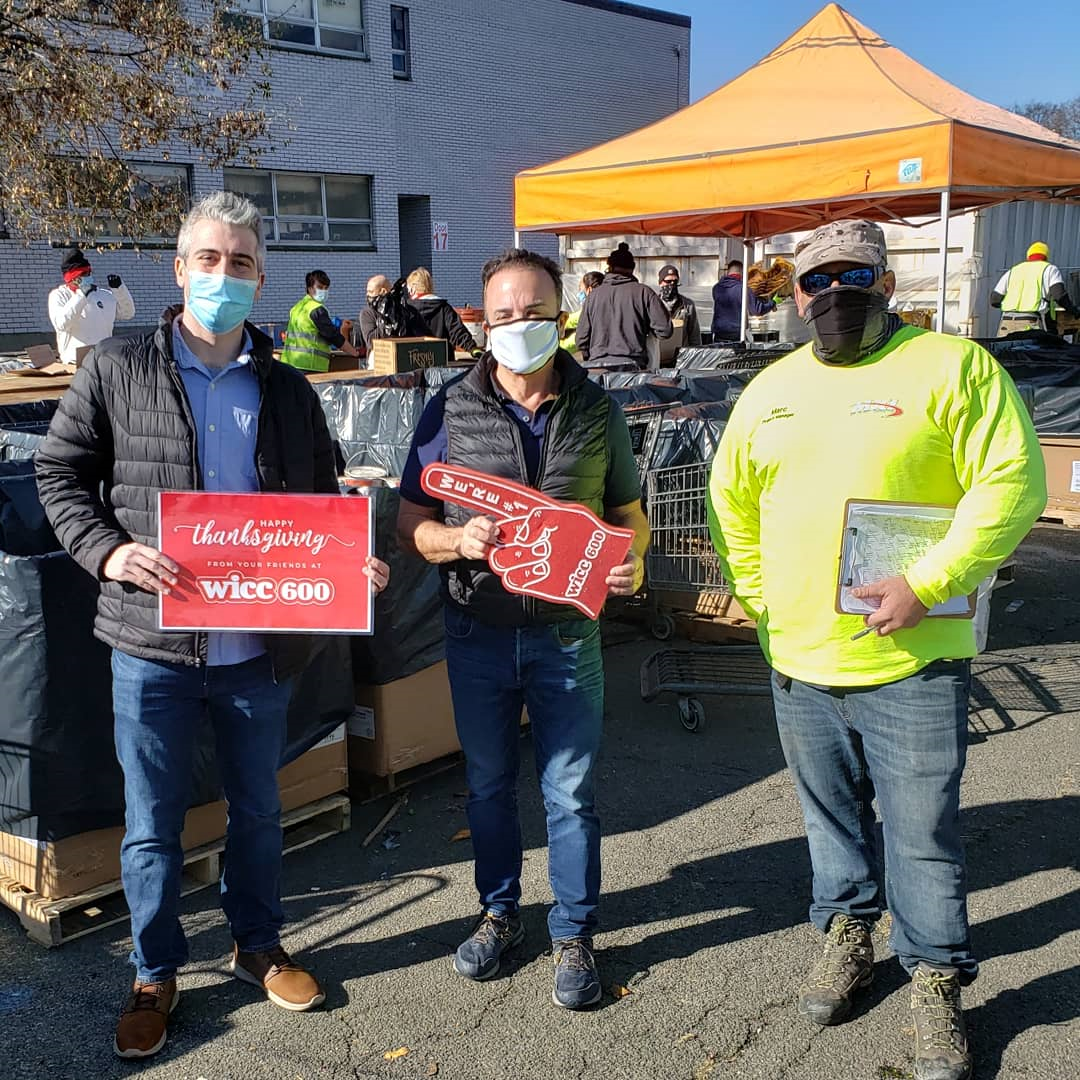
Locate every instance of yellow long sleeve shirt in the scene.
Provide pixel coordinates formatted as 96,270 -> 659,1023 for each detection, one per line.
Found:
708,325 -> 1047,686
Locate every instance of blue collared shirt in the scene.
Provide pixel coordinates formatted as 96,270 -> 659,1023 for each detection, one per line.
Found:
172,318 -> 264,666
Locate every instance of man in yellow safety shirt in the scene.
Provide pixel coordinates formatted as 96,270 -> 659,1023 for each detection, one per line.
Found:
280,270 -> 359,371
991,241 -> 1079,336
708,219 -> 1046,1080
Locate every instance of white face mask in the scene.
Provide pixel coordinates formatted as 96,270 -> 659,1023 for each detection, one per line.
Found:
488,318 -> 560,375
313,288 -> 329,303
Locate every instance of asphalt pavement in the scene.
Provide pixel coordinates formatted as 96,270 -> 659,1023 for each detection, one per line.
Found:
1,524 -> 1077,1080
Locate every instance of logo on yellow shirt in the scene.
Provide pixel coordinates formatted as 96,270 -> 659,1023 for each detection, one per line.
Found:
761,406 -> 795,424
850,399 -> 902,417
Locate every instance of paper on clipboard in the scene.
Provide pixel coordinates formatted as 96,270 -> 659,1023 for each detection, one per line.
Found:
836,500 -> 974,618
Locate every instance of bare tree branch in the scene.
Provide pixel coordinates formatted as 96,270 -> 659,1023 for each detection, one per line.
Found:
1012,96 -> 1080,142
0,0 -> 271,243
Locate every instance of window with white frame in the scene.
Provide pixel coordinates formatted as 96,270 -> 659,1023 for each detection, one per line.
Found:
234,0 -> 366,56
390,6 -> 410,79
223,168 -> 374,246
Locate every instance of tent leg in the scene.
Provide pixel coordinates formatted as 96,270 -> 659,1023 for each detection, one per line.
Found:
936,191 -> 951,333
514,230 -> 521,248
740,237 -> 752,343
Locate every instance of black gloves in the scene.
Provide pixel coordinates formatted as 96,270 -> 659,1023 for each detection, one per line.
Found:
107,274 -> 122,289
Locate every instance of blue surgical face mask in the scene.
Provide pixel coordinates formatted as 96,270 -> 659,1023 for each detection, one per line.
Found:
488,318 -> 560,375
577,290 -> 586,302
185,270 -> 258,334
78,274 -> 95,289
313,287 -> 329,303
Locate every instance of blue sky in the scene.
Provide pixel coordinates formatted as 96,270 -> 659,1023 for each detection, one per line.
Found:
647,0 -> 1080,109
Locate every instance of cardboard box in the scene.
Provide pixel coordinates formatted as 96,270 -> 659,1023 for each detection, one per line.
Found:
370,336 -> 448,375
0,725 -> 347,901
13,344 -> 73,377
1039,436 -> 1080,509
348,661 -> 460,778
324,352 -> 363,373
347,662 -> 530,786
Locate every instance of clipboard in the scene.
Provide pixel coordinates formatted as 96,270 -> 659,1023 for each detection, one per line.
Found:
835,499 -> 975,619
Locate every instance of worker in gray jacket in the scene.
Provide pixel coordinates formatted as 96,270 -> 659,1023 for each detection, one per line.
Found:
576,243 -> 671,370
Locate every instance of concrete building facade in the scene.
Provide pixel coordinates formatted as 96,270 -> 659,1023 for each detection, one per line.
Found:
2,0 -> 690,348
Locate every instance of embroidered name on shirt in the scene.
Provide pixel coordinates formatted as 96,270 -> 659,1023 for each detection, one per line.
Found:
850,399 -> 903,417
761,406 -> 795,424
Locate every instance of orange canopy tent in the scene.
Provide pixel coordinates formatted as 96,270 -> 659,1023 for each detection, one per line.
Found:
514,3 -> 1080,241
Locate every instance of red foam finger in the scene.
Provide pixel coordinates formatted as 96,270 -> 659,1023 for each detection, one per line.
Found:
421,463 -> 558,520
425,465 -> 634,619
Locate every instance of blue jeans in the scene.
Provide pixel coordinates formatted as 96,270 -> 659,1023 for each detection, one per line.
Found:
111,650 -> 292,983
771,660 -> 976,981
443,608 -> 605,941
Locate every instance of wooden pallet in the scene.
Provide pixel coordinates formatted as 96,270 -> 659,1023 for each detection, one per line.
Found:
0,794 -> 350,948
1039,498 -> 1080,529
350,752 -> 466,803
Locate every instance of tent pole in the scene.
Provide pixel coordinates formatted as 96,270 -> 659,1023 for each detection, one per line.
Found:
514,230 -> 520,248
936,191 -> 951,333
740,232 -> 752,343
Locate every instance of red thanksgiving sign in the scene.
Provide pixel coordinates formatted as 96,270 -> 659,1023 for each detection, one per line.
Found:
157,492 -> 373,634
420,463 -> 634,619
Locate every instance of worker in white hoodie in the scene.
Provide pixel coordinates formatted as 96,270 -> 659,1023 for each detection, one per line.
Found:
48,248 -> 136,363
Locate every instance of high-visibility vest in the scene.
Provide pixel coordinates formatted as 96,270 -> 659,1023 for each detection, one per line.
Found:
280,294 -> 332,372
1001,261 -> 1051,316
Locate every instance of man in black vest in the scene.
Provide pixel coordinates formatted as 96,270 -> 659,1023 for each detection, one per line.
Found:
397,249 -> 648,1009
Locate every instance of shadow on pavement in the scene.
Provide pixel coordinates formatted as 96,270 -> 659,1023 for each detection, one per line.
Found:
969,648 -> 1080,742
967,967 -> 1080,1079
169,796 -> 1077,1042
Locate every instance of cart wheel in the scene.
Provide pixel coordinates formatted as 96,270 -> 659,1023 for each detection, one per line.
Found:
651,614 -> 676,641
678,697 -> 705,733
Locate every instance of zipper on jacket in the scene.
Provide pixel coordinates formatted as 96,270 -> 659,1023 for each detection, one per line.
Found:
260,394 -> 288,491
487,394 -> 533,622
523,388 -> 568,621
165,349 -> 206,664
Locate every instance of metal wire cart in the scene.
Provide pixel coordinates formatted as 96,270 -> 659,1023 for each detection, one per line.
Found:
643,460 -> 738,640
640,645 -> 773,732
640,461 -> 771,731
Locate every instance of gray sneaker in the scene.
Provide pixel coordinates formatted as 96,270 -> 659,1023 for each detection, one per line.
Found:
453,910 -> 524,981
551,937 -> 602,1010
797,913 -> 874,1025
911,963 -> 973,1080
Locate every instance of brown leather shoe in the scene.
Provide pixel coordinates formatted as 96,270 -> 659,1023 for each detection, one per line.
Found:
113,978 -> 179,1059
231,943 -> 325,1011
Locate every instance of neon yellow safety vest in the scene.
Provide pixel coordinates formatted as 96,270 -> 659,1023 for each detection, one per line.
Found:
1001,260 -> 1050,315
561,308 -> 582,352
281,294 -> 332,372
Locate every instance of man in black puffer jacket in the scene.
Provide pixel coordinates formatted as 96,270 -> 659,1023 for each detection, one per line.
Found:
35,192 -> 388,1061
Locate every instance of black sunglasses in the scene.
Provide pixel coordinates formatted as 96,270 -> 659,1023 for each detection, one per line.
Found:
661,277 -> 678,285
799,266 -> 879,295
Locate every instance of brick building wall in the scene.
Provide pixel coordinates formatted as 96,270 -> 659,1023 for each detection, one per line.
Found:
2,0 -> 690,346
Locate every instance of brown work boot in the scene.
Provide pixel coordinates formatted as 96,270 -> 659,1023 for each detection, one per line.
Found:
911,963 -> 973,1080
797,913 -> 874,1025
113,978 -> 179,1059
231,943 -> 325,1012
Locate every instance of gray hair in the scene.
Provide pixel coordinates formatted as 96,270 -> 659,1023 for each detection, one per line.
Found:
177,191 -> 266,272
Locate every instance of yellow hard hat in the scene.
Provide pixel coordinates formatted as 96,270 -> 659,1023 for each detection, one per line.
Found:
1027,241 -> 1050,259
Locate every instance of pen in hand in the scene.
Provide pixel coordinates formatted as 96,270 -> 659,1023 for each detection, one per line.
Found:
850,626 -> 877,640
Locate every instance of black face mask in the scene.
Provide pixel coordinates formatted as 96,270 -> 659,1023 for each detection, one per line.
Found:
659,283 -> 679,302
803,286 -> 890,365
